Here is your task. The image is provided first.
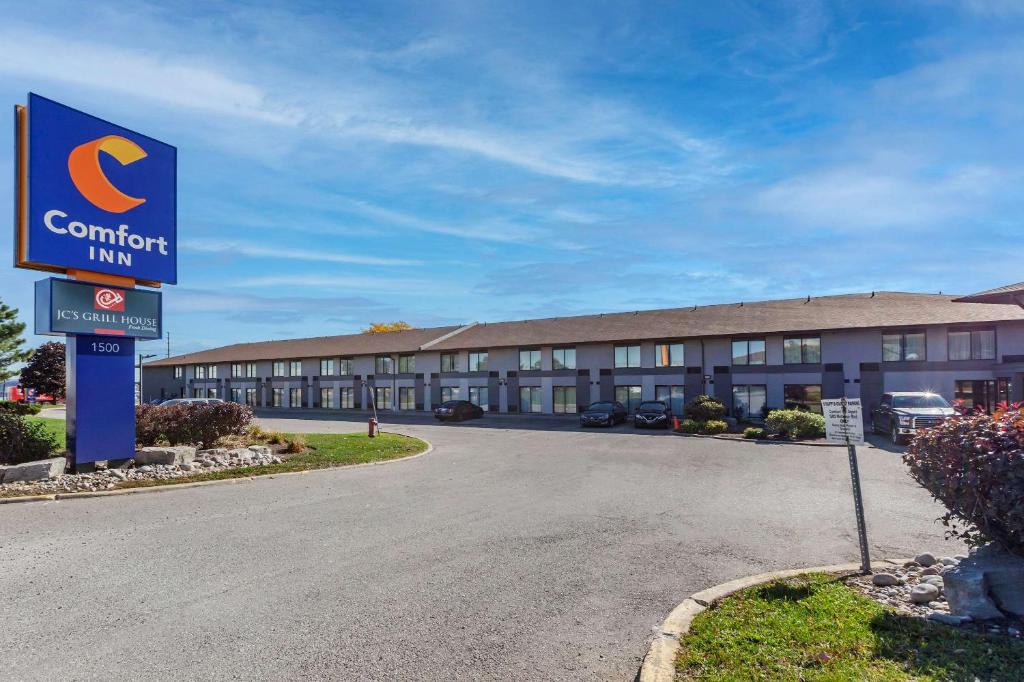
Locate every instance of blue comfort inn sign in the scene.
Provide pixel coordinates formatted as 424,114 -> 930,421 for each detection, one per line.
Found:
14,93 -> 177,468
15,93 -> 177,286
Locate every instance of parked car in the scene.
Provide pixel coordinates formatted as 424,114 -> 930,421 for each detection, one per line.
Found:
580,401 -> 628,427
633,400 -> 671,429
433,400 -> 484,422
159,398 -> 225,406
870,392 -> 954,444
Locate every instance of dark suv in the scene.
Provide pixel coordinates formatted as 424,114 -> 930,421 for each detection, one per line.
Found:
870,392 -> 954,444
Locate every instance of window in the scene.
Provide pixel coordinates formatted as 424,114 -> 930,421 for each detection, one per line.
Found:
441,386 -> 460,402
614,385 -> 642,412
339,358 -> 354,375
882,331 -> 926,362
732,339 -> 766,365
732,384 -> 767,420
174,366 -> 183,379
655,385 -> 685,415
784,384 -> 823,413
245,388 -> 256,406
519,349 -> 541,371
272,388 -> 283,407
783,337 -> 821,364
231,388 -> 242,403
955,379 -> 1010,414
289,360 -> 302,377
399,386 -> 416,410
231,363 -> 242,378
246,362 -> 257,378
207,388 -> 217,398
375,355 -> 394,375
289,387 -> 302,408
374,386 -> 392,409
440,353 -> 458,372
273,361 -> 285,377
948,329 -> 995,361
195,365 -> 206,379
468,351 -> 488,372
320,359 -> 335,376
519,386 -> 542,413
320,387 -> 334,409
655,343 -> 684,367
208,365 -> 218,379
469,386 -> 489,411
340,387 -> 354,409
553,386 -> 577,413
398,354 -> 415,373
193,388 -> 203,398
614,345 -> 640,368
553,347 -> 576,370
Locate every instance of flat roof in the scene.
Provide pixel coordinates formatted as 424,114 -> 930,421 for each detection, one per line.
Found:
147,291 -> 1024,367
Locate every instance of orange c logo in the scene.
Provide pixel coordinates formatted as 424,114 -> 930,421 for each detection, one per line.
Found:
67,135 -> 147,214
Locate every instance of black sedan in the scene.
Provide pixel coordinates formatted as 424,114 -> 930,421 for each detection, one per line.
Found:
633,401 -> 671,429
580,401 -> 628,427
433,400 -> 484,422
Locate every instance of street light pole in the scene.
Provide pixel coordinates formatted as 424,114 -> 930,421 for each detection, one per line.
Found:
138,353 -> 157,404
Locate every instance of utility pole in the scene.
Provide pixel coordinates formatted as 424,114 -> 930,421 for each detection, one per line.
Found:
166,332 -> 171,358
138,352 -> 157,401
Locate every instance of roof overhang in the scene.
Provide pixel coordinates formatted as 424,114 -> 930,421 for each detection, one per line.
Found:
953,282 -> 1024,307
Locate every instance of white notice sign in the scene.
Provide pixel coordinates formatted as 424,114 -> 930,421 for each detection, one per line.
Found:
821,398 -> 865,444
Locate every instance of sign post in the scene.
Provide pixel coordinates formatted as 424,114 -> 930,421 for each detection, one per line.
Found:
821,397 -> 871,574
15,93 -> 176,470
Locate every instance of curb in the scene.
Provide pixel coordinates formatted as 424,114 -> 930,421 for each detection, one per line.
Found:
672,431 -> 838,448
638,558 -> 909,682
0,434 -> 433,506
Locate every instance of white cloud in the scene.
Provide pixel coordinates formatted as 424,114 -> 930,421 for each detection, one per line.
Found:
180,239 -> 419,266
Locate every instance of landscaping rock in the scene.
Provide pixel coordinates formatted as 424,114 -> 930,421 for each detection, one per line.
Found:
921,566 -> 940,576
945,544 -> 1024,620
872,573 -> 901,586
914,552 -> 937,567
108,469 -> 127,480
1,457 -> 66,483
910,583 -> 940,604
941,557 -> 958,566
927,612 -> 971,626
248,445 -> 271,456
135,446 -> 197,466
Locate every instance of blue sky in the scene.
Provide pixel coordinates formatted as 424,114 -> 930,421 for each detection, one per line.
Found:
1,0 -> 1023,356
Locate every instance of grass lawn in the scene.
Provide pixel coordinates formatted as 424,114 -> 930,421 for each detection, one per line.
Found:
26,415 -> 66,450
676,573 -> 1024,681
10,420 -> 426,494
111,431 -> 427,490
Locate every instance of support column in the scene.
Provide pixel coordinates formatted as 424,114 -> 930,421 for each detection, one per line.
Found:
66,334 -> 136,467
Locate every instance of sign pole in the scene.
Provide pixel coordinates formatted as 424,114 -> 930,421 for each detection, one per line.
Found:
843,400 -> 872,574
822,397 -> 871,574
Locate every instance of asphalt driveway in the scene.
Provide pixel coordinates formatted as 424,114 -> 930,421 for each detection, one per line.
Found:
0,412 -> 961,681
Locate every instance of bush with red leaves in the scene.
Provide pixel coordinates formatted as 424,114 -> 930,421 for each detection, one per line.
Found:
136,402 -> 253,450
904,406 -> 1024,556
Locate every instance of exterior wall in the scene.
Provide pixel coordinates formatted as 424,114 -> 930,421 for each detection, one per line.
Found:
144,320 -> 1024,417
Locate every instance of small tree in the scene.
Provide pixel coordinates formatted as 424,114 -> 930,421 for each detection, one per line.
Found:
0,300 -> 30,383
20,341 -> 66,400
363,321 -> 413,333
905,407 -> 1024,556
683,395 -> 726,422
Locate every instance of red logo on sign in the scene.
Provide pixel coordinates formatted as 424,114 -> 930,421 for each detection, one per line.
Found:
94,288 -> 125,311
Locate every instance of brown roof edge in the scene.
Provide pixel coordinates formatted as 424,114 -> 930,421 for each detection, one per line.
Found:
953,282 -> 1024,306
418,322 -> 478,350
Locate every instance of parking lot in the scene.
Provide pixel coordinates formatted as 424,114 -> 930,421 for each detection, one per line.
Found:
0,411 -> 959,680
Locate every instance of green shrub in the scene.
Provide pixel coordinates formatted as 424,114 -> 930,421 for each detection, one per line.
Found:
0,412 -> 60,464
743,427 -> 767,439
905,409 -> 1024,555
765,409 -> 826,439
700,419 -> 728,435
0,400 -> 42,416
684,394 -> 726,422
679,419 -> 703,434
136,402 -> 253,449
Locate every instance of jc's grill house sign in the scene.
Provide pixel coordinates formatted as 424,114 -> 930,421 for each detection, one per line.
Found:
35,278 -> 161,339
